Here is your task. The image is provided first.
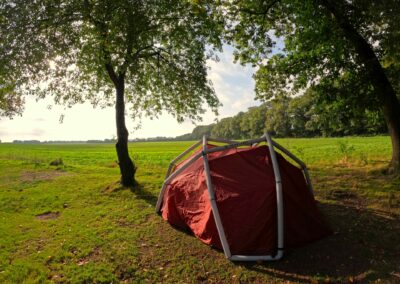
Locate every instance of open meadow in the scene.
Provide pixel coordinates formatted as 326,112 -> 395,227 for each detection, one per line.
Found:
0,136 -> 399,283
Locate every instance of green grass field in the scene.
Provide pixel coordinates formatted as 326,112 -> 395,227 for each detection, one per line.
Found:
0,136 -> 399,283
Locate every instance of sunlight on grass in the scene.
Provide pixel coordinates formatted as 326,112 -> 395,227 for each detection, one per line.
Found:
0,137 -> 399,282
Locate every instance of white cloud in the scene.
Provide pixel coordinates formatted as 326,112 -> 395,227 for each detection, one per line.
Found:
0,46 -> 258,142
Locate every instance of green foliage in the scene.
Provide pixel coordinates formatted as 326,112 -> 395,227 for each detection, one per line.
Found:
0,0 -> 223,121
337,140 -> 355,164
211,117 -> 234,138
197,90 -> 387,139
240,105 -> 268,138
220,0 -> 399,140
224,0 -> 399,98
264,96 -> 291,137
176,124 -> 215,140
304,87 -> 387,137
0,79 -> 24,118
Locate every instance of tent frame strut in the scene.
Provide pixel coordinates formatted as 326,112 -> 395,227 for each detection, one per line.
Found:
156,134 -> 313,261
202,135 -> 232,258
253,135 -> 313,195
155,140 -> 202,212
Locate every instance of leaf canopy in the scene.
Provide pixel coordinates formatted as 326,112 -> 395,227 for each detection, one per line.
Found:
223,0 -> 400,109
1,0 -> 224,121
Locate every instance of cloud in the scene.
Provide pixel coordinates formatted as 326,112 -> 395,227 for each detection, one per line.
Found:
31,128 -> 46,136
0,125 -> 46,140
0,46 -> 259,141
205,45 -> 259,119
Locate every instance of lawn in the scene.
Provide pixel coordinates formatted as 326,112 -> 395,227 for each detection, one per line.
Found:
0,136 -> 399,283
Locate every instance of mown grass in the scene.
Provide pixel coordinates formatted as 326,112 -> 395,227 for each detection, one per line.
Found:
0,136 -> 399,283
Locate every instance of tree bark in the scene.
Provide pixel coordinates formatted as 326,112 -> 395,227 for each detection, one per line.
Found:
115,76 -> 137,186
321,0 -> 400,171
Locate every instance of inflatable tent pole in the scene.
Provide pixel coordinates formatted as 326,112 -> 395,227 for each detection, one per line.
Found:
164,140 -> 202,179
156,138 -> 237,213
270,140 -> 314,195
201,134 -> 285,261
157,134 -> 292,260
252,133 -> 266,147
265,132 -> 284,258
229,133 -> 284,261
205,137 -> 266,155
251,135 -> 314,195
207,137 -> 237,144
202,135 -> 232,258
156,148 -> 203,213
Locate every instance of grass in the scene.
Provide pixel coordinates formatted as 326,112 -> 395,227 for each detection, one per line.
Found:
0,136 -> 399,283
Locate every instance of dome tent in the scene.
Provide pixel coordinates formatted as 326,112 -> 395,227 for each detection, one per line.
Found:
156,134 -> 331,261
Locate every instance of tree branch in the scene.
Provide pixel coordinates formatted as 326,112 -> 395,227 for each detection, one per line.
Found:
82,0 -> 121,86
105,63 -> 119,87
239,0 -> 280,16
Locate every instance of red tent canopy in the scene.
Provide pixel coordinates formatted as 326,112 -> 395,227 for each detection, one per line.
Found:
156,136 -> 331,261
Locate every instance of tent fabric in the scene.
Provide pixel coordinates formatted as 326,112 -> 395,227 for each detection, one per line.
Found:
160,145 -> 331,256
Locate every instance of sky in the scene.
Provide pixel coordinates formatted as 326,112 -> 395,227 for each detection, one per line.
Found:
0,46 -> 259,142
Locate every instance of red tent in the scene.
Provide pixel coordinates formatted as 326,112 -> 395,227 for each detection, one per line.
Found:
156,134 -> 331,261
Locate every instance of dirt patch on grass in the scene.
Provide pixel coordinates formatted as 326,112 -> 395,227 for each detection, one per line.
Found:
21,170 -> 69,183
36,211 -> 60,220
327,189 -> 358,200
135,214 -> 229,282
76,247 -> 102,266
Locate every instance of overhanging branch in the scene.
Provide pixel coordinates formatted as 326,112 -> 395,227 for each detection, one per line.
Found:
239,0 -> 280,16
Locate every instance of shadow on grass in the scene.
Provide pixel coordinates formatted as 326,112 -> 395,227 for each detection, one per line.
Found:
129,163 -> 400,283
126,164 -> 400,283
102,180 -> 159,207
129,169 -> 400,282
242,202 -> 400,282
133,184 -> 400,282
131,183 -> 159,207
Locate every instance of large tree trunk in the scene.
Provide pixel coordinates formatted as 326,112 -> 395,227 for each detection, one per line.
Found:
321,0 -> 400,172
115,77 -> 137,186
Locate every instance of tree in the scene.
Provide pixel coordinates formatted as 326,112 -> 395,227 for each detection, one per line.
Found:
288,94 -> 319,137
193,89 -> 386,139
229,111 -> 245,139
239,105 -> 267,138
264,96 -> 291,137
0,61 -> 23,118
190,124 -> 216,140
211,117 -> 234,138
304,82 -> 387,137
223,0 -> 400,171
0,88 -> 23,118
1,0 -> 222,186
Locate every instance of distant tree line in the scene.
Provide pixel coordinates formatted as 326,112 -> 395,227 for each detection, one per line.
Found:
7,87 -> 388,144
11,139 -> 107,144
9,137 -> 179,144
12,140 -> 41,144
179,88 -> 387,140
